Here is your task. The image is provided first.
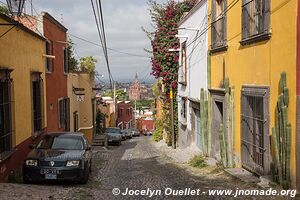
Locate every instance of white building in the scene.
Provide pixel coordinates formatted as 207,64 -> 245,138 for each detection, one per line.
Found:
177,0 -> 208,150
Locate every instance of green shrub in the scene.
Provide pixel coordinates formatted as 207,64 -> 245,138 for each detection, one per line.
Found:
189,155 -> 207,168
152,118 -> 163,142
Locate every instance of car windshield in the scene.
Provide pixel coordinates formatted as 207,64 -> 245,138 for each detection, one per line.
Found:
106,128 -> 120,133
37,135 -> 84,150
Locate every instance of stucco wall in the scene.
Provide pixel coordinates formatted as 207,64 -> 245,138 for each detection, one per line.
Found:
177,0 -> 208,149
208,0 -> 297,188
43,14 -> 68,132
0,17 -> 46,145
67,73 -> 95,139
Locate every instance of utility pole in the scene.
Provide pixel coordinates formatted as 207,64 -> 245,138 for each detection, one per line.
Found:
113,81 -> 117,127
170,88 -> 175,149
134,100 -> 137,129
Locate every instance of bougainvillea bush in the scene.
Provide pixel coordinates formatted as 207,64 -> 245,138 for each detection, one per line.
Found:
147,0 -> 197,144
148,0 -> 197,94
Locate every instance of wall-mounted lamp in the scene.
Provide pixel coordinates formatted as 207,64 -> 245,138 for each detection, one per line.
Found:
43,54 -> 55,59
168,48 -> 180,52
178,27 -> 200,31
175,34 -> 188,38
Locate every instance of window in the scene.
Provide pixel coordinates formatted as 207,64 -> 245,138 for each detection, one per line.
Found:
211,0 -> 227,50
179,42 -> 187,85
58,98 -> 70,131
180,97 -> 187,124
32,73 -> 43,134
0,70 -> 13,157
63,48 -> 68,73
241,86 -> 270,175
46,40 -> 54,72
241,0 -> 270,43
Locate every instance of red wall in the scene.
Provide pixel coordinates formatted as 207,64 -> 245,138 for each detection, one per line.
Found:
43,16 -> 68,132
137,119 -> 154,131
117,102 -> 133,129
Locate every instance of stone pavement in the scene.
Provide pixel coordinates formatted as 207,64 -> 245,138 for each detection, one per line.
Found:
0,136 -> 292,200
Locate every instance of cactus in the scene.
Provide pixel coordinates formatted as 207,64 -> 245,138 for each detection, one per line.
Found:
219,124 -> 227,167
286,124 -> 291,187
272,72 -> 291,188
200,89 -> 206,155
207,97 -> 212,156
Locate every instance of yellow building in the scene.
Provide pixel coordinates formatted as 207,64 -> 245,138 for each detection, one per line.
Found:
67,72 -> 96,143
97,96 -> 116,128
207,0 -> 298,189
0,13 -> 46,181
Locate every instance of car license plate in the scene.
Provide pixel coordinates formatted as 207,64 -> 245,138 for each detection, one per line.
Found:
40,169 -> 61,174
109,139 -> 113,142
45,174 -> 57,180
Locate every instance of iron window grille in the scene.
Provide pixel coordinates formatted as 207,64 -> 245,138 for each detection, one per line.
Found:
241,0 -> 270,42
0,69 -> 14,158
211,0 -> 227,50
241,86 -> 270,175
179,41 -> 187,85
46,40 -> 54,73
58,98 -> 70,131
180,97 -> 187,125
63,48 -> 68,73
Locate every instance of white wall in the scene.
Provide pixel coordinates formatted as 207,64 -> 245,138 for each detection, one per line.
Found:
177,1 -> 208,149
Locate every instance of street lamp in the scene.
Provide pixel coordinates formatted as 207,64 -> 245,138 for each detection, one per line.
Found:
6,0 -> 25,16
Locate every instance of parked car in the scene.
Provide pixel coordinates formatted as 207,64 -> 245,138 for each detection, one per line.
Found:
145,130 -> 153,136
132,129 -> 140,137
23,132 -> 92,184
105,127 -> 123,145
122,129 -> 133,139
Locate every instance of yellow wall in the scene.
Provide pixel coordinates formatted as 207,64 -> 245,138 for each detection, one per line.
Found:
0,16 -> 46,145
208,0 -> 297,187
67,73 -> 95,140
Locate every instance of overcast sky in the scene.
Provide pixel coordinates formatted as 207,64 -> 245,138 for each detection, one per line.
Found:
30,0 -> 167,83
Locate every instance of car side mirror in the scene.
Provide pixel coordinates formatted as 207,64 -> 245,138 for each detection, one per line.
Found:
29,144 -> 36,149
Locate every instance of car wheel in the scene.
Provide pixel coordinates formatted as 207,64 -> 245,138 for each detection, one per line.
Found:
23,176 -> 32,184
80,165 -> 90,184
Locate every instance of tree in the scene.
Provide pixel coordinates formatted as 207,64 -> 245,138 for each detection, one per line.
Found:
67,38 -> 79,72
96,110 -> 105,134
79,56 -> 97,80
102,89 -> 127,101
0,5 -> 9,15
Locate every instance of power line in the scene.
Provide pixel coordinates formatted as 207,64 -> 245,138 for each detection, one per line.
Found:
68,33 -> 150,58
90,0 -> 113,89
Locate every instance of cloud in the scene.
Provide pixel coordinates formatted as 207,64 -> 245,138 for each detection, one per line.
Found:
32,0 -> 159,82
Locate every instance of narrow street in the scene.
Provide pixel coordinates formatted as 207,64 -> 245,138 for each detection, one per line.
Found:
0,137 -> 290,200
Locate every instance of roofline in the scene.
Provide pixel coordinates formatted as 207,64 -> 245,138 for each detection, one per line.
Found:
0,13 -> 46,41
178,0 -> 207,27
42,12 -> 68,32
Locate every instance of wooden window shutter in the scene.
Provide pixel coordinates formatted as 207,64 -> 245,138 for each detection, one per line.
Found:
263,0 -> 270,33
212,0 -> 217,45
242,0 -> 250,39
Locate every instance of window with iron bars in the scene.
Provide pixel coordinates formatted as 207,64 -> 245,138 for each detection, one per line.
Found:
46,40 -> 54,73
58,98 -> 70,131
179,41 -> 187,85
0,70 -> 14,157
211,0 -> 227,50
241,0 -> 270,42
63,48 -> 68,73
180,97 -> 187,123
32,73 -> 44,134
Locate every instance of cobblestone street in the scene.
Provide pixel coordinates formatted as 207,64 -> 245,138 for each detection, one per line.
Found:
0,137 -> 291,200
